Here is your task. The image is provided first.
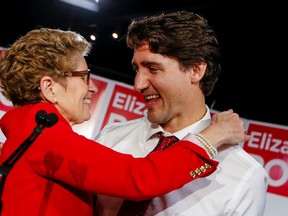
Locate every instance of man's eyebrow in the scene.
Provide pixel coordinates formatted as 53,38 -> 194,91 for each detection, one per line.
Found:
142,61 -> 162,67
132,61 -> 163,70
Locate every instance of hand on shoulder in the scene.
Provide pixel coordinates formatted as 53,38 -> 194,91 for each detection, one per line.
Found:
201,109 -> 250,148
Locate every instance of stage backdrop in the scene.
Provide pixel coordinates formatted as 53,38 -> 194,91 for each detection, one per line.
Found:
0,74 -> 286,216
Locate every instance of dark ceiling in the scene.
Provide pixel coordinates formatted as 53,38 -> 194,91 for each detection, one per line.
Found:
0,0 -> 286,126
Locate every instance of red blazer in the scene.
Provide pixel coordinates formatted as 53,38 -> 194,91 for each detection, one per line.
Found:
0,103 -> 218,216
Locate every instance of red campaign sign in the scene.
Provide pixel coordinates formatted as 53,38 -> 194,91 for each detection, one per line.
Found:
101,84 -> 147,129
0,47 -> 6,58
89,78 -> 108,116
0,50 -> 4,58
0,47 -> 12,111
0,93 -> 13,112
243,123 -> 288,197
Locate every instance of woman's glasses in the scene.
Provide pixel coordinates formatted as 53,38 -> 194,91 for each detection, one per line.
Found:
67,69 -> 91,85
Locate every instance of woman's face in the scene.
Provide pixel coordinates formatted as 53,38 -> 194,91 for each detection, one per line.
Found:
54,56 -> 98,126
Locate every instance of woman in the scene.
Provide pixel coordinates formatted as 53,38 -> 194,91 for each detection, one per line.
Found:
0,28 -> 248,216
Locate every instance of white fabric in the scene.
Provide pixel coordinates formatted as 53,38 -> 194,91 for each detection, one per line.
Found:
95,108 -> 268,216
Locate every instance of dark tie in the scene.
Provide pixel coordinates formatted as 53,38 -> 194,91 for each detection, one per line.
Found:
117,133 -> 179,216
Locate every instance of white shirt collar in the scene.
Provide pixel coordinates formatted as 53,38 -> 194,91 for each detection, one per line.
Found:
146,105 -> 212,141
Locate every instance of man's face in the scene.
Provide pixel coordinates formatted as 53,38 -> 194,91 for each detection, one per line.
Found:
132,44 -> 199,131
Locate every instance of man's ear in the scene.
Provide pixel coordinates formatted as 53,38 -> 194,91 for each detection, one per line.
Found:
39,76 -> 57,104
190,62 -> 207,82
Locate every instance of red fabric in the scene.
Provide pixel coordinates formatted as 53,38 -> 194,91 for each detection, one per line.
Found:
118,133 -> 180,216
152,133 -> 179,152
0,102 -> 218,216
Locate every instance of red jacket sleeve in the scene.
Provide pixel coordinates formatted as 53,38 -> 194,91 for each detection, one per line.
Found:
28,120 -> 218,200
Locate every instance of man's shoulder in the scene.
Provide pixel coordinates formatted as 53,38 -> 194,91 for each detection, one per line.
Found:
94,117 -> 149,146
218,144 -> 267,177
96,117 -> 150,140
103,117 -> 148,130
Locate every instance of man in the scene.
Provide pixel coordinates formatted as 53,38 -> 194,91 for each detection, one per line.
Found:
95,11 -> 267,215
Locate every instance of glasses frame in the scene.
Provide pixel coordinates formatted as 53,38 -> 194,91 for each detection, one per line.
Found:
69,69 -> 91,85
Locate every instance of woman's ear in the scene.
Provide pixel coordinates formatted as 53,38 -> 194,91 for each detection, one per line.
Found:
39,76 -> 57,104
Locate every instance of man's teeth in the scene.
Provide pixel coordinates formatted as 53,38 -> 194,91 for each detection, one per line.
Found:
145,95 -> 159,100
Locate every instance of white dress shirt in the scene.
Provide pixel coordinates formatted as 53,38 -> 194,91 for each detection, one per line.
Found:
95,108 -> 268,216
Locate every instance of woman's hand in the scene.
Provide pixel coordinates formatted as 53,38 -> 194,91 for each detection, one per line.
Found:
201,109 -> 249,148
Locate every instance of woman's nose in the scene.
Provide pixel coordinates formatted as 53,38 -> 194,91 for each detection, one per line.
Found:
89,79 -> 98,93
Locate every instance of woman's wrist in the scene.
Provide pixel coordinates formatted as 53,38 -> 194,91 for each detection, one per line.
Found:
183,133 -> 218,159
193,133 -> 218,159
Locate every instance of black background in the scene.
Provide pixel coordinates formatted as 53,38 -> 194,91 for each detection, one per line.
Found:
1,0 -> 286,126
